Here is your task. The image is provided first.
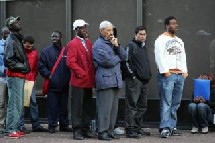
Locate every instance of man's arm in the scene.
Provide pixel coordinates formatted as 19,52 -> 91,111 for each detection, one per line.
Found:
122,43 -> 136,78
93,43 -> 121,68
38,50 -> 50,79
66,43 -> 86,78
154,38 -> 169,74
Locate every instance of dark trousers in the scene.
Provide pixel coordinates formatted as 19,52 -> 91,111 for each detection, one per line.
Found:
47,90 -> 69,129
71,86 -> 94,131
125,77 -> 148,132
96,88 -> 119,133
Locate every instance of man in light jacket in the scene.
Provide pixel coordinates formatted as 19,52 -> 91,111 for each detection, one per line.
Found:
93,20 -> 127,141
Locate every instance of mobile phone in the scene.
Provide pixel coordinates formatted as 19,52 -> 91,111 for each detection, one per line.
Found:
113,27 -> 117,38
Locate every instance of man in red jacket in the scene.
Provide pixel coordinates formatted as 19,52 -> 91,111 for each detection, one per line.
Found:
66,19 -> 96,140
18,35 -> 48,133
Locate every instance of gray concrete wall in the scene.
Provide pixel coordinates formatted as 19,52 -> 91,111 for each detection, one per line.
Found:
6,0 -> 66,91
3,0 -> 215,125
2,0 -> 215,100
145,0 -> 215,99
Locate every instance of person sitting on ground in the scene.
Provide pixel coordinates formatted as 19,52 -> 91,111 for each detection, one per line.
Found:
188,73 -> 215,134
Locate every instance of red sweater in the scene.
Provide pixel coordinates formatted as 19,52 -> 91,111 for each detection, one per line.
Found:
24,49 -> 38,81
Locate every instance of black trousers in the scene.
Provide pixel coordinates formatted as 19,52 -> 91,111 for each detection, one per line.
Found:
71,86 -> 94,131
47,90 -> 69,129
125,77 -> 148,132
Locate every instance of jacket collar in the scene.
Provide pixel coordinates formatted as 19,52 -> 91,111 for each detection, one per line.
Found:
100,35 -> 111,45
132,39 -> 145,48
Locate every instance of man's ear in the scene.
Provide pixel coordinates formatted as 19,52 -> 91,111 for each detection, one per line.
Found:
99,29 -> 103,34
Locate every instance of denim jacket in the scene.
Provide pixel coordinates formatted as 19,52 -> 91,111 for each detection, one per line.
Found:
93,36 -> 127,90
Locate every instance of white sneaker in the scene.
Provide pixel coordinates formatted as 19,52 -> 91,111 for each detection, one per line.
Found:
191,127 -> 198,134
160,129 -> 170,138
201,126 -> 208,134
113,127 -> 125,135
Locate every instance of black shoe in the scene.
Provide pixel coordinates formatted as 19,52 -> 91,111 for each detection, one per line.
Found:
98,131 -> 112,141
138,128 -> 151,136
126,132 -> 141,139
82,130 -> 97,138
109,132 -> 120,139
49,128 -> 56,133
32,126 -> 48,132
59,126 -> 73,132
73,130 -> 84,140
20,127 -> 31,134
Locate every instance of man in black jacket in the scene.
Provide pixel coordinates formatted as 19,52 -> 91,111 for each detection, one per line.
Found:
122,26 -> 151,138
4,16 -> 30,139
39,31 -> 72,134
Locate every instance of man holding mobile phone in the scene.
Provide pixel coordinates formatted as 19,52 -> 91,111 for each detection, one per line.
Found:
93,21 -> 127,141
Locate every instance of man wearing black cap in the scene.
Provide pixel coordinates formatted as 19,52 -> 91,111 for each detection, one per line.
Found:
4,16 -> 30,139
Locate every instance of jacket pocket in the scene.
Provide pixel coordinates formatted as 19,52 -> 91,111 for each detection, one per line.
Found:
102,72 -> 116,86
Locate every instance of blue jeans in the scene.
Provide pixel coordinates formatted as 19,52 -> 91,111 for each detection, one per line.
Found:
18,86 -> 40,130
188,102 -> 213,128
6,77 -> 24,133
157,73 -> 185,130
0,81 -> 7,131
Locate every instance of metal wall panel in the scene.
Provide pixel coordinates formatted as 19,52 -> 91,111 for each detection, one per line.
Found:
72,0 -> 137,46
6,0 -> 66,91
145,0 -> 215,99
0,2 -> 6,29
3,0 -> 215,100
72,0 -> 140,98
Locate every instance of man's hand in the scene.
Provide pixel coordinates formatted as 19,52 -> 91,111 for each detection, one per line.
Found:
110,36 -> 119,47
193,96 -> 200,103
164,72 -> 171,77
182,73 -> 188,78
199,96 -> 206,103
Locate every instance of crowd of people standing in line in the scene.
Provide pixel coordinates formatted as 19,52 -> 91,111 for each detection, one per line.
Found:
2,15 -> 214,141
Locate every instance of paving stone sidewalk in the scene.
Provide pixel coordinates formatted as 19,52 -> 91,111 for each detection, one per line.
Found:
1,126 -> 215,143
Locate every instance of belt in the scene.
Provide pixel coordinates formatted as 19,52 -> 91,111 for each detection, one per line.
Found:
169,69 -> 182,75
